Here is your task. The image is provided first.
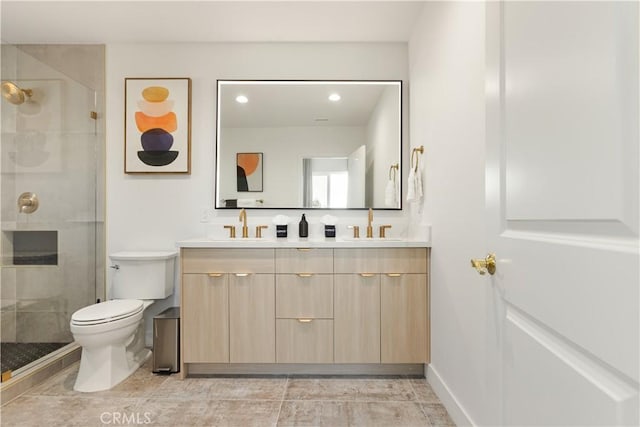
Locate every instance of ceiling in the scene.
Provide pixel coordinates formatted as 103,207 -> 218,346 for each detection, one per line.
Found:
219,81 -> 398,127
1,1 -> 426,44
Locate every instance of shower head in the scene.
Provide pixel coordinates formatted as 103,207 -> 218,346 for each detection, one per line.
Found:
1,81 -> 33,105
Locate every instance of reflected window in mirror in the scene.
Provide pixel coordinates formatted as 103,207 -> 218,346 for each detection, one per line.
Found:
216,80 -> 402,209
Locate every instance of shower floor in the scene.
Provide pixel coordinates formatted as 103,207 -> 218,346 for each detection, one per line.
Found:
1,342 -> 69,373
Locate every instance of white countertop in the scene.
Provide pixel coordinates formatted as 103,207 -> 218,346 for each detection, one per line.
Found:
177,237 -> 431,249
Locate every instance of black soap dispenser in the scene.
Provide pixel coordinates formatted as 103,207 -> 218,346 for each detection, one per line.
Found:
299,214 -> 309,238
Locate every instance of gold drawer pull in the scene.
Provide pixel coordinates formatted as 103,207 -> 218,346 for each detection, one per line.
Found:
297,248 -> 312,252
297,318 -> 313,323
234,273 -> 250,277
297,273 -> 313,278
386,273 -> 402,277
360,273 -> 376,278
208,273 -> 223,278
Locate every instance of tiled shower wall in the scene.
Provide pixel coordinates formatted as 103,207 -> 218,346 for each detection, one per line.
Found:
0,45 -> 105,343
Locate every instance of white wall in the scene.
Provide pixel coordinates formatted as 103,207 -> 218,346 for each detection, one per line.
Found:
409,3 -> 495,426
105,43 -> 409,342
219,126 -> 364,207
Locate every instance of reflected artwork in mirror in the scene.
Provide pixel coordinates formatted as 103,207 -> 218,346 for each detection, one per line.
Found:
216,80 -> 402,209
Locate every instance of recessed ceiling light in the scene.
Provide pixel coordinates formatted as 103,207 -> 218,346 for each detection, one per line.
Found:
235,95 -> 248,104
328,93 -> 341,102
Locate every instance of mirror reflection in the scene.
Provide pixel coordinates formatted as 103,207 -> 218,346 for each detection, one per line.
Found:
216,80 -> 402,209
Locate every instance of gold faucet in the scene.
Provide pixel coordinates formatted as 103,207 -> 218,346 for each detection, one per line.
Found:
239,208 -> 249,238
366,208 -> 374,238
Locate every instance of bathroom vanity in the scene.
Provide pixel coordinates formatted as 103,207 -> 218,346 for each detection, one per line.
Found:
177,239 -> 430,377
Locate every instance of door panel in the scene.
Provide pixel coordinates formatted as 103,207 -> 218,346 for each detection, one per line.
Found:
486,2 -> 639,425
502,2 -> 637,225
182,274 -> 229,363
229,273 -> 275,363
381,274 -> 428,363
334,274 -> 380,363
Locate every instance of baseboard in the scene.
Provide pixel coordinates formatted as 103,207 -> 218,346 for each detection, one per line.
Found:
187,363 -> 425,376
426,364 -> 475,427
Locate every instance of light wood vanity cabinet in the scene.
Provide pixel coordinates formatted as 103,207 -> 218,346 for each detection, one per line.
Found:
181,246 -> 429,374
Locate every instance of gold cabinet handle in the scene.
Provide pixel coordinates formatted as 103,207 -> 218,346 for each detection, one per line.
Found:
297,318 -> 313,323
359,273 -> 376,278
470,253 -> 496,275
386,273 -> 401,277
296,273 -> 313,278
234,273 -> 251,277
297,248 -> 312,252
208,273 -> 223,277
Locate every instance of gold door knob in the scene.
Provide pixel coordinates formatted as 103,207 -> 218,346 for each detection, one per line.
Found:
470,253 -> 496,275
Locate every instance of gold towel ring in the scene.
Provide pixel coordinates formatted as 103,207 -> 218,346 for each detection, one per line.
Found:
411,146 -> 424,170
388,163 -> 399,180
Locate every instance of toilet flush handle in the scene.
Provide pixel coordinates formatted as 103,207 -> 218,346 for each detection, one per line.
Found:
110,265 -> 119,270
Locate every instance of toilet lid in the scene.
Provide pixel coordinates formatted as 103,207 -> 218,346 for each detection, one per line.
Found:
71,299 -> 144,325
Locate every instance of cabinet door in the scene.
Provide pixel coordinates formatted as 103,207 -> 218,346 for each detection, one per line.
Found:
381,274 -> 428,363
229,273 -> 275,363
182,274 -> 229,363
334,274 -> 380,363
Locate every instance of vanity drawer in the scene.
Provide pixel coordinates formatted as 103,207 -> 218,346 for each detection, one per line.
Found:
334,248 -> 428,274
276,319 -> 333,363
276,274 -> 333,318
182,248 -> 275,274
275,248 -> 333,273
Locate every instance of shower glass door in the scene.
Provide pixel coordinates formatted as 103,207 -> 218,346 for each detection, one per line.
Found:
0,44 -> 104,378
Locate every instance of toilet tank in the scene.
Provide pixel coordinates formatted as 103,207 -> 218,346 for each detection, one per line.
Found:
110,251 -> 178,299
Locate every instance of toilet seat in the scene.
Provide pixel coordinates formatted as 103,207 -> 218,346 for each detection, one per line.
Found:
71,299 -> 144,326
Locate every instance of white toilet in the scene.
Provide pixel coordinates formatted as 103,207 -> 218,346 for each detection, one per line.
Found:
70,251 -> 177,392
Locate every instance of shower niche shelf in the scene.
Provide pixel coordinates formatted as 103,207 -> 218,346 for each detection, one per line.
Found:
2,230 -> 58,266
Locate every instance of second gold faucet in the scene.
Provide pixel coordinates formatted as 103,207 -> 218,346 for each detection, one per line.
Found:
239,208 -> 249,238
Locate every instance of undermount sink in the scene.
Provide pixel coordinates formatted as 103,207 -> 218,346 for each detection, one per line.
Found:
207,237 -> 274,242
338,237 -> 405,242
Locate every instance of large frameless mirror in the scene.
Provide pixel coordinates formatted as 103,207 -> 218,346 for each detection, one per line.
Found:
215,80 -> 402,209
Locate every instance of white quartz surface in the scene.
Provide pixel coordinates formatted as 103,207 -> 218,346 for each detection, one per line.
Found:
177,237 -> 430,248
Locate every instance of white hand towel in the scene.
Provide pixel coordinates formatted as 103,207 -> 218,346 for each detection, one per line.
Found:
415,166 -> 423,201
407,168 -> 416,202
320,215 -> 338,225
385,178 -> 397,207
238,198 -> 257,207
272,215 -> 290,226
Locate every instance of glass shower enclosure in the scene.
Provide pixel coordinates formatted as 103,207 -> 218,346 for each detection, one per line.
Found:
0,44 -> 104,381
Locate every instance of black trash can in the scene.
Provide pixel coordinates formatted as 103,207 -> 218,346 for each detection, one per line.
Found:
152,307 -> 180,374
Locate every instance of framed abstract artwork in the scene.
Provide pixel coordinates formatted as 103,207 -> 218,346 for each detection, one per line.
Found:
237,152 -> 263,192
124,77 -> 191,174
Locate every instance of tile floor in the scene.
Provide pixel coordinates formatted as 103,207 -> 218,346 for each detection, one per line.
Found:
1,360 -> 455,426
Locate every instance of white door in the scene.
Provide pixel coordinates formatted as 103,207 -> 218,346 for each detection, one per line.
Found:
347,145 -> 366,208
486,2 -> 639,425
